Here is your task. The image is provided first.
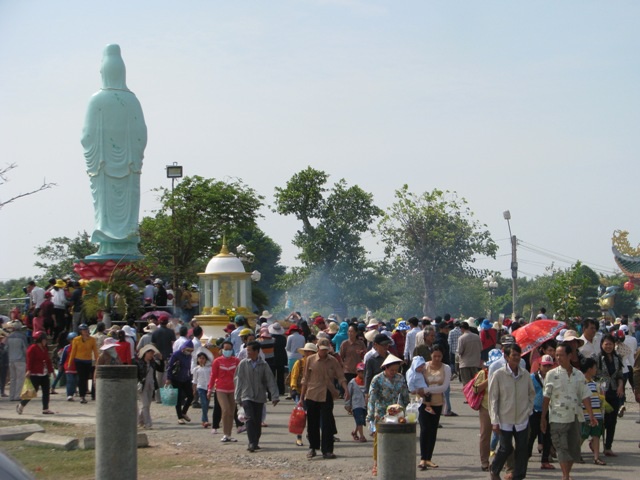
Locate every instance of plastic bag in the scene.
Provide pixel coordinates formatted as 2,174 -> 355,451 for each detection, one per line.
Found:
20,378 -> 37,400
288,404 -> 306,435
405,401 -> 420,423
237,406 -> 247,423
159,385 -> 178,406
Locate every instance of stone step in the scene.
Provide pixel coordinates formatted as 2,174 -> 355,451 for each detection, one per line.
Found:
79,433 -> 149,450
25,432 -> 78,450
0,424 -> 45,441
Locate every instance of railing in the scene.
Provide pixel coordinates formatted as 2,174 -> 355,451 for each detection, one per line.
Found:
0,296 -> 29,316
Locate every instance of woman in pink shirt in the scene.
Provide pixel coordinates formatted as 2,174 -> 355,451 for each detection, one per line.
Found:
207,340 -> 240,442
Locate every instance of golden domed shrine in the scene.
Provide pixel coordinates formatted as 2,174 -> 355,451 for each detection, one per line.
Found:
195,243 -> 257,341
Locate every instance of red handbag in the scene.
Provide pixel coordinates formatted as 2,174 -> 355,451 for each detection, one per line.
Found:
463,373 -> 485,411
288,404 -> 307,435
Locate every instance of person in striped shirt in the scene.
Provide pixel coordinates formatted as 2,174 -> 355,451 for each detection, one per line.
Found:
580,357 -> 605,465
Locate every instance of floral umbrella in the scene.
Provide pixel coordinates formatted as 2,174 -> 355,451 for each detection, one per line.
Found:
141,310 -> 171,321
512,319 -> 566,355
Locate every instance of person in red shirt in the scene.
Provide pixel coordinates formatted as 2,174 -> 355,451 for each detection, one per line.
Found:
391,320 -> 410,368
16,331 -> 55,415
479,319 -> 497,362
207,340 -> 240,442
116,330 -> 132,364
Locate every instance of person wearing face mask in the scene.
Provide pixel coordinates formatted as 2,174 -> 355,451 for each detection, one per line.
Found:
208,340 -> 241,442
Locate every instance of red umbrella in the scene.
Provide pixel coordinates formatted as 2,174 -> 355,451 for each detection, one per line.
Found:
512,319 -> 566,355
141,310 -> 171,321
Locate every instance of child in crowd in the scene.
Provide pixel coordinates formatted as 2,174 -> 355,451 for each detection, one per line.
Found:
59,333 -> 78,401
580,357 -> 605,465
345,362 -> 368,442
192,350 -> 213,428
406,356 -> 434,414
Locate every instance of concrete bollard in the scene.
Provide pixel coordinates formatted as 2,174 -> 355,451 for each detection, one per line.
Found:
377,422 -> 417,480
95,365 -> 138,480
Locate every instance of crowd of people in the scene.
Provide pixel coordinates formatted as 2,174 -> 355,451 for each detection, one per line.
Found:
2,284 -> 640,479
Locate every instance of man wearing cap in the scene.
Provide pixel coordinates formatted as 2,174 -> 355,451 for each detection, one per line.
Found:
541,343 -> 597,480
230,315 -> 247,355
364,334 -> 391,393
488,344 -> 535,480
457,322 -> 483,385
403,317 -> 421,363
488,335 -> 527,378
301,338 -> 349,460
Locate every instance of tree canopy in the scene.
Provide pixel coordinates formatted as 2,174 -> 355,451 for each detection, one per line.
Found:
379,185 -> 497,317
274,167 -> 384,315
139,175 -> 264,283
34,231 -> 97,279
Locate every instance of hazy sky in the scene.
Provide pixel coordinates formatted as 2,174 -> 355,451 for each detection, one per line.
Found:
1,1 -> 639,285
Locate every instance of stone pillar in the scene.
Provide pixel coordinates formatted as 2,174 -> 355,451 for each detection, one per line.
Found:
95,365 -> 138,480
377,422 -> 416,480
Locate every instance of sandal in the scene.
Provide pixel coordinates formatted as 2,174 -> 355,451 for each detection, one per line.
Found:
425,460 -> 438,468
42,410 -> 55,415
178,419 -> 186,425
418,462 -> 427,471
541,463 -> 555,470
594,458 -> 606,466
604,450 -> 617,457
351,430 -> 359,441
359,436 -> 367,442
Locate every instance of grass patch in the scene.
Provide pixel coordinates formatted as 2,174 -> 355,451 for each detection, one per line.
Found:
2,440 -> 95,479
0,420 -> 218,479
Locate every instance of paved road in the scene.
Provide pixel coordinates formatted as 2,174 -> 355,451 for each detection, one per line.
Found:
1,382 -> 639,479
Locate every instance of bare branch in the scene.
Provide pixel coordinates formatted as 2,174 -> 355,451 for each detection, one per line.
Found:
0,163 -> 57,209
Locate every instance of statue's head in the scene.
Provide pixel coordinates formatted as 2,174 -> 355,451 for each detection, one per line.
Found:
101,44 -> 127,90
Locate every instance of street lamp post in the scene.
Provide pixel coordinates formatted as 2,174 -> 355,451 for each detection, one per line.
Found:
503,210 -> 518,319
483,275 -> 498,320
166,162 -> 183,315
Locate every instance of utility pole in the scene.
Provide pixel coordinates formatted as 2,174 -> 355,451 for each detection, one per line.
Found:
503,211 -> 517,318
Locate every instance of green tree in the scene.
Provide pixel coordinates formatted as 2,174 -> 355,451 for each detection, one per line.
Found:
139,175 -> 264,284
34,231 -> 97,279
274,167 -> 384,316
546,262 -> 599,326
378,185 -> 497,317
138,175 -> 288,308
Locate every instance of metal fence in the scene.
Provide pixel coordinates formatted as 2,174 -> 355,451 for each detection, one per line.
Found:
0,296 -> 28,316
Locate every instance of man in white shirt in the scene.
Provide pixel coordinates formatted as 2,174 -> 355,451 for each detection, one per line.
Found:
26,281 -> 45,315
403,317 -> 421,363
578,318 -> 601,359
488,344 -> 535,480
